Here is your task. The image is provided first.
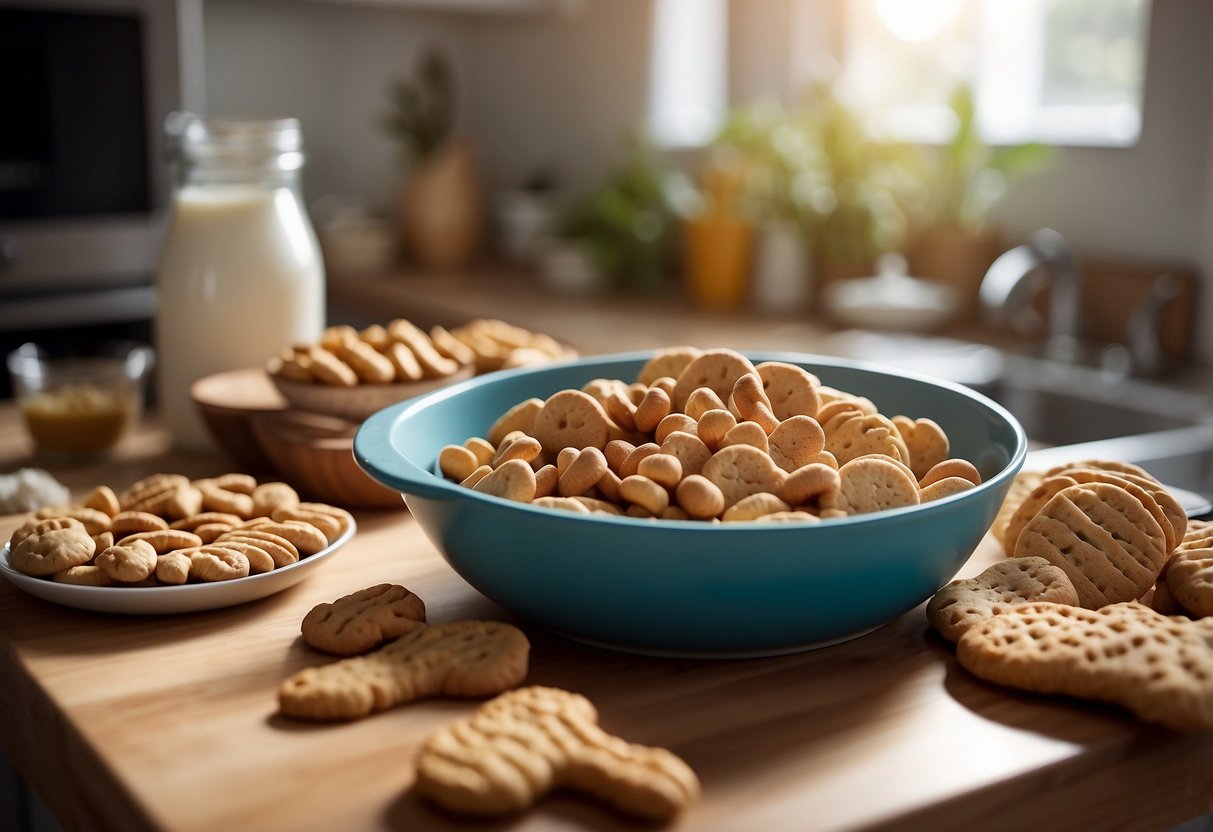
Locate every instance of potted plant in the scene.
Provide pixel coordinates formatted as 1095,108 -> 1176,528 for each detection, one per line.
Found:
547,136 -> 692,296
381,47 -> 482,271
905,84 -> 1054,317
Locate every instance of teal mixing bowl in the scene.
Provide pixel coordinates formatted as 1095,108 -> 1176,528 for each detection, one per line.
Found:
355,351 -> 1026,658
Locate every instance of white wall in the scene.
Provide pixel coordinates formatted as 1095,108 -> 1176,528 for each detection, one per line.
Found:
199,0 -> 1213,358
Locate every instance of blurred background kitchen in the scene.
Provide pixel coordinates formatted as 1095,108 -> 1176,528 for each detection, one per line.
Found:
3,0 -> 1212,393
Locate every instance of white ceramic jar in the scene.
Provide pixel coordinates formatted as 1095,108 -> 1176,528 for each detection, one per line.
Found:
156,114 -> 324,452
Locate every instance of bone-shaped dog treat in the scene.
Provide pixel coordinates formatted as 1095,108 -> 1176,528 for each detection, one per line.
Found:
414,686 -> 700,821
957,601 -> 1213,731
301,584 -> 427,656
278,620 -> 529,721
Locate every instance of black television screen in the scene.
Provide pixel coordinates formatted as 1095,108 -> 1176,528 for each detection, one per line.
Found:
0,7 -> 151,220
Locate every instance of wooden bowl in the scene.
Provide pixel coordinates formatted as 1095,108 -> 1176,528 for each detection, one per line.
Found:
248,410 -> 404,510
190,368 -> 288,473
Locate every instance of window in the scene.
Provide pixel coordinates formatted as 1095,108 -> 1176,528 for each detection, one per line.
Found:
647,0 -> 727,148
838,0 -> 1151,147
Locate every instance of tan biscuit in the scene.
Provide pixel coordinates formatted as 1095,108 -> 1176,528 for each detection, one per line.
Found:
533,464 -> 559,499
491,435 -> 543,468
473,459 -> 537,503
117,529 -> 204,555
837,456 -> 920,515
82,485 -> 121,517
358,323 -> 390,350
768,415 -> 827,474
637,345 -> 702,386
414,685 -> 699,821
240,521 -> 327,557
1001,474 -> 1079,556
532,390 -> 611,455
1013,482 -> 1168,608
573,496 -> 622,515
919,458 -> 982,489
660,431 -> 711,478
215,529 -> 299,567
383,341 -> 424,382
438,444 -> 479,482
1184,518 -> 1213,544
203,473 -> 258,496
991,470 -> 1045,550
683,386 -> 728,422
671,349 -> 757,412
186,545 -> 250,582
488,398 -> 544,447
272,504 -> 352,543
581,378 -> 625,410
755,361 -> 820,419
1043,458 -> 1155,482
956,601 -> 1213,731
815,400 -> 866,434
619,443 -> 662,479
278,620 -> 530,721
595,468 -> 622,503
633,387 -> 672,434
720,421 -> 769,454
320,324 -> 359,350
301,584 -> 427,656
155,551 -> 192,585
118,473 -> 189,511
463,437 -> 496,467
110,510 -> 169,536
701,444 -> 787,509
1050,468 -> 1180,554
92,531 -> 114,551
892,416 -> 950,481
558,447 -> 608,498
1164,546 -> 1213,617
169,512 -> 244,532
251,482 -> 300,518
731,373 -> 778,434
603,440 -> 636,475
825,413 -> 908,467
605,389 -> 638,432
723,492 -> 792,522
53,565 -> 115,587
533,496 -> 592,514
780,462 -> 841,507
695,408 -> 737,452
197,483 -> 255,519
919,476 -> 977,503
211,540 -> 275,574
33,505 -> 113,536
10,519 -> 96,577
636,453 -> 682,489
336,340 -> 396,384
618,475 -> 669,516
926,556 -> 1080,643
429,324 -> 477,366
460,465 -> 493,489
675,474 -> 725,520
95,539 -> 159,583
388,319 -> 460,378
1149,571 -> 1185,615
307,346 -> 359,386
654,413 -> 698,445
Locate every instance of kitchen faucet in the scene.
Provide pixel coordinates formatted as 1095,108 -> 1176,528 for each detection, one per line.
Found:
979,228 -> 1084,363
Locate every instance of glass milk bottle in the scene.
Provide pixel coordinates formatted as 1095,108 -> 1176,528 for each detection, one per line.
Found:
156,114 -> 325,451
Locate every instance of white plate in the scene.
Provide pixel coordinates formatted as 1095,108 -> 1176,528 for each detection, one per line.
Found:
0,520 -> 355,615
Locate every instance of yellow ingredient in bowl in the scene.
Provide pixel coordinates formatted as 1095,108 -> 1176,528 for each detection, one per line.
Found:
21,384 -> 134,454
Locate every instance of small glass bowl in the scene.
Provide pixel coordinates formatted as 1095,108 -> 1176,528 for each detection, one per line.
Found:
7,342 -> 154,461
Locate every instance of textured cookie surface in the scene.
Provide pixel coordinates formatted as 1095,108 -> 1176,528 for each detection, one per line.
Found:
926,557 -> 1079,643
1014,482 -> 1168,608
301,584 -> 427,656
414,686 -> 700,821
278,620 -> 529,721
956,601 -> 1213,730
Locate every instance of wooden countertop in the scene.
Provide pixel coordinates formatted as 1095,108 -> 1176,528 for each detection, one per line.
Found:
1,406 -> 1212,831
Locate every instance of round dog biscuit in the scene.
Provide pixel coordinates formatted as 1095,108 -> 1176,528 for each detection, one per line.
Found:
701,444 -> 787,509
532,390 -> 611,454
926,556 -> 1080,643
837,456 -> 920,515
671,349 -> 757,412
768,415 -> 826,473
636,345 -> 701,386
755,361 -> 820,419
96,539 -> 158,583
